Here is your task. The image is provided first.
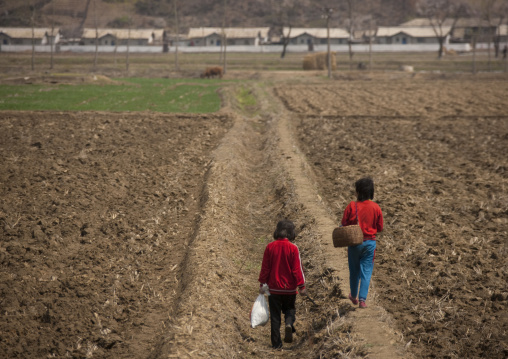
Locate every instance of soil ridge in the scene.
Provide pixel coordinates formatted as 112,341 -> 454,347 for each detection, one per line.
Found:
148,93 -> 287,357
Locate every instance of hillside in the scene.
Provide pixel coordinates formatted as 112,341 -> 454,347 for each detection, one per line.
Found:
0,0 -> 417,36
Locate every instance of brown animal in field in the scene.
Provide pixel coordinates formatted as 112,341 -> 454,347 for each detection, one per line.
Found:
200,66 -> 223,79
443,46 -> 457,56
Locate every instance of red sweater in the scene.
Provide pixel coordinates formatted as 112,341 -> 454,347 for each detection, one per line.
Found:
258,238 -> 306,295
341,200 -> 383,240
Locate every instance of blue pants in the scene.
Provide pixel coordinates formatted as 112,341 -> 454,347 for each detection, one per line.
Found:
348,240 -> 376,302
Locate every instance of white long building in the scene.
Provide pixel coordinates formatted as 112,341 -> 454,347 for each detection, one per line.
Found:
187,27 -> 269,46
0,27 -> 61,45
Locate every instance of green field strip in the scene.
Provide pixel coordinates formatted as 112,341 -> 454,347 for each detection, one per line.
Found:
0,78 -> 222,113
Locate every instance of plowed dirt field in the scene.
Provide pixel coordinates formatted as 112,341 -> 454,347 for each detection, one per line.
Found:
1,73 -> 507,359
278,74 -> 508,358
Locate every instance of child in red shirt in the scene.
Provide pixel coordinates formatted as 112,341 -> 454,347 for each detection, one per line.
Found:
341,177 -> 383,308
258,220 -> 307,349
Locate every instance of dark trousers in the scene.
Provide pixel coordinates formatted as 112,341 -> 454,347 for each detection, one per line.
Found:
268,294 -> 296,348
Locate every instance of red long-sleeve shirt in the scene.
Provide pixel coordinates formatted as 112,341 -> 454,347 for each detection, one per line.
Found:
341,200 -> 383,240
258,238 -> 306,295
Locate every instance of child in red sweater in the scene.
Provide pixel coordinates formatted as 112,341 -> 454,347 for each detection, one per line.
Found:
342,177 -> 383,308
258,220 -> 307,349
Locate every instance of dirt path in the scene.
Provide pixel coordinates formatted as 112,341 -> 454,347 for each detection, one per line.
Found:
265,85 -> 407,358
146,82 -> 408,358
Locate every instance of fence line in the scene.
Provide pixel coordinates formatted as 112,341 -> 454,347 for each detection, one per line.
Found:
0,43 -> 477,54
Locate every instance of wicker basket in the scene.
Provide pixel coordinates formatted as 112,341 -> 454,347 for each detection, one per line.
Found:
332,225 -> 364,247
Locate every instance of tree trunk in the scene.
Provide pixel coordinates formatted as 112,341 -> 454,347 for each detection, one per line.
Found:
221,0 -> 227,74
94,29 -> 98,71
487,39 -> 491,72
368,18 -> 373,72
438,37 -> 444,59
472,36 -> 477,74
174,0 -> 179,71
31,5 -> 35,71
505,38 -> 507,73
281,39 -> 289,58
93,0 -> 98,71
50,5 -> 54,70
126,26 -> 130,74
114,41 -> 118,66
223,34 -> 227,74
347,0 -> 353,70
79,0 -> 93,30
327,16 -> 331,79
348,41 -> 353,69
369,33 -> 373,72
281,27 -> 291,59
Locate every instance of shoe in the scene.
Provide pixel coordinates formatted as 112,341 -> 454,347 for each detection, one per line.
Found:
348,293 -> 358,305
359,301 -> 367,308
283,324 -> 293,343
272,343 -> 282,350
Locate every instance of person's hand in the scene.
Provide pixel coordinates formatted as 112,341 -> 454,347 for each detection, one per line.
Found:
299,287 -> 307,296
259,286 -> 265,294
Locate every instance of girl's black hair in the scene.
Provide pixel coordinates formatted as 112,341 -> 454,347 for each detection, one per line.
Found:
273,219 -> 296,241
355,177 -> 375,201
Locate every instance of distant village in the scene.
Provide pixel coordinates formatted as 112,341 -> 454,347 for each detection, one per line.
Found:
1,18 -> 507,54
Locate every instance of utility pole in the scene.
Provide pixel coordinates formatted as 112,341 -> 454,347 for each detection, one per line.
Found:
31,3 -> 35,71
93,0 -> 98,71
126,22 -> 131,74
174,0 -> 179,71
50,3 -> 55,70
323,7 -> 333,79
369,18 -> 373,72
222,0 -> 227,74
505,24 -> 508,73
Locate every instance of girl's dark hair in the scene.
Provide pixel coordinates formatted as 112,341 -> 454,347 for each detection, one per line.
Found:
355,177 -> 375,201
273,220 -> 296,241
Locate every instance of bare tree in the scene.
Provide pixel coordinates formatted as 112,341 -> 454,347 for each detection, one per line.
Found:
345,0 -> 355,70
466,0 -> 484,74
466,0 -> 503,72
365,0 -> 384,72
490,1 -> 508,58
274,2 -> 297,59
80,0 -> 93,30
481,0 -> 496,71
417,0 -> 466,58
280,26 -> 292,59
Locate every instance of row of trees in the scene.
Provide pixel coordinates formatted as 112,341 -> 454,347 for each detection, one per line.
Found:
416,0 -> 508,59
20,0 -> 508,75
275,0 -> 508,75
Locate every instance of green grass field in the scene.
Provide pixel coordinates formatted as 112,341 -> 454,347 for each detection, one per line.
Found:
0,78 -> 222,113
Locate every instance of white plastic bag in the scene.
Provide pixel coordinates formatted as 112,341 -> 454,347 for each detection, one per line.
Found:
250,294 -> 269,328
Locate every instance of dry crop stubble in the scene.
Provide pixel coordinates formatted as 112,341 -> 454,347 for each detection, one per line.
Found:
280,75 -> 508,358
